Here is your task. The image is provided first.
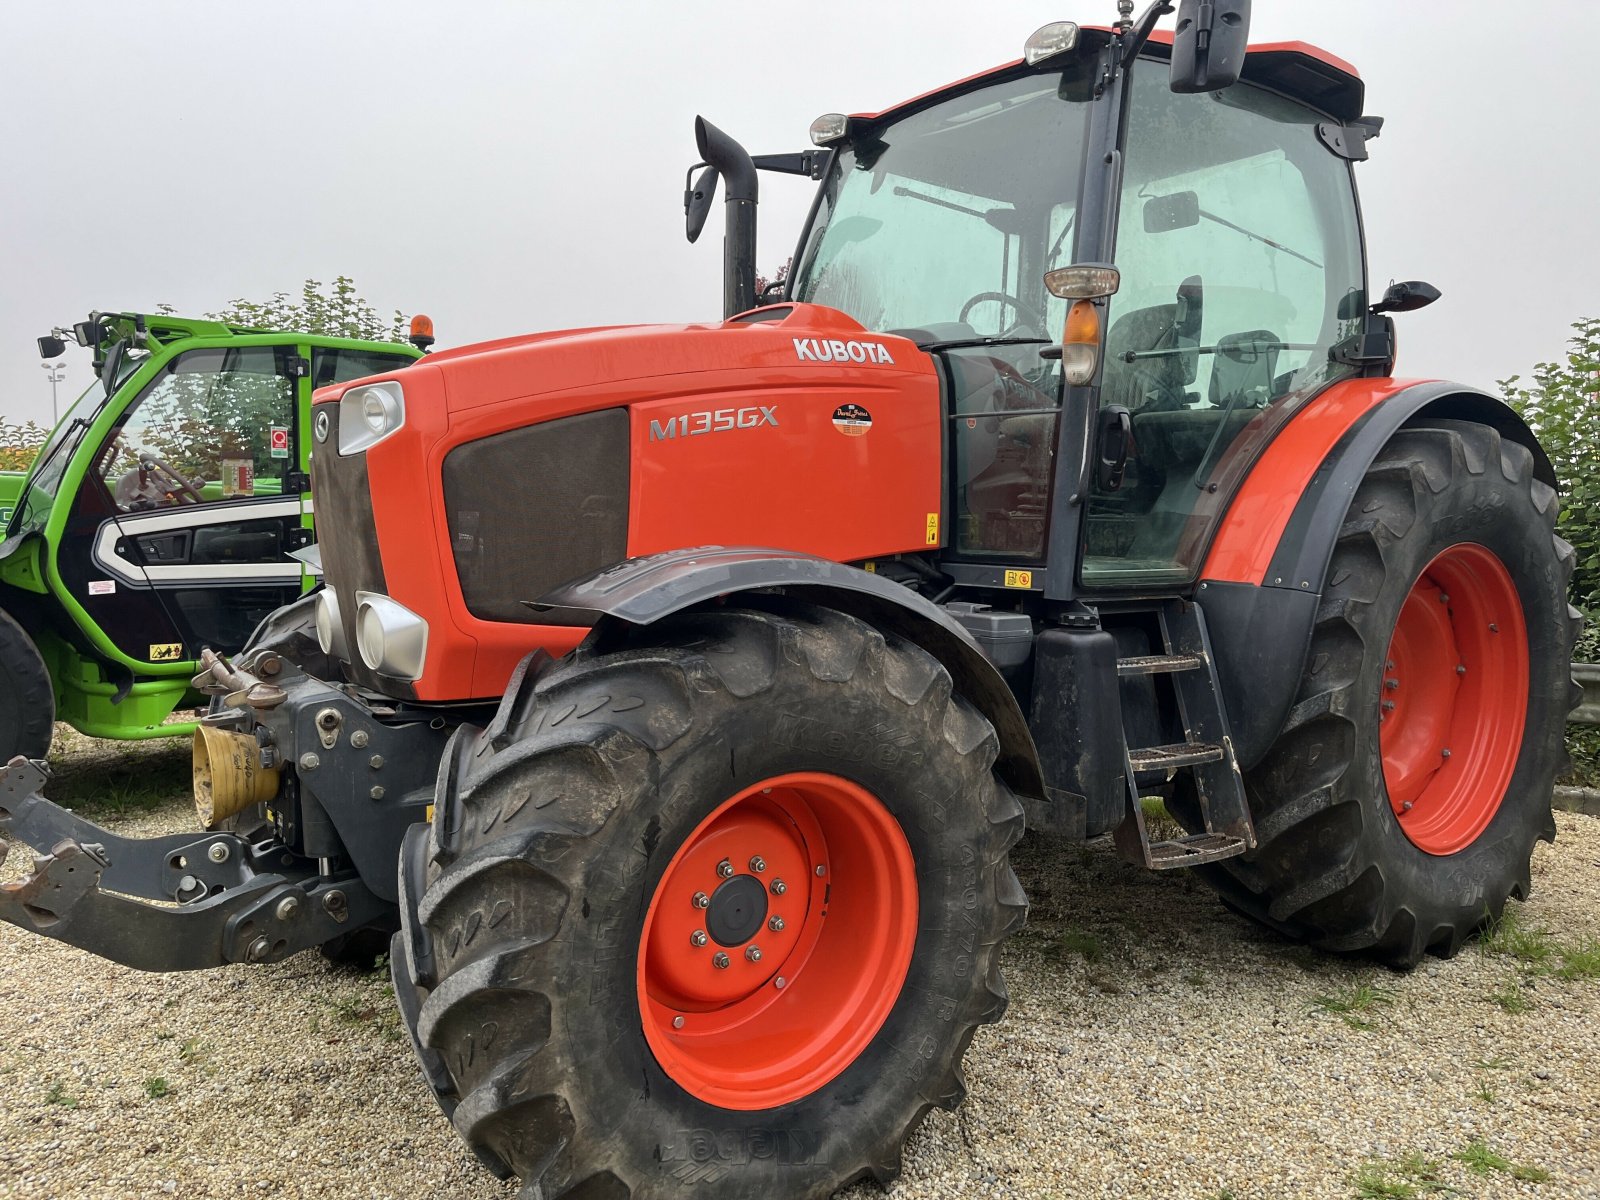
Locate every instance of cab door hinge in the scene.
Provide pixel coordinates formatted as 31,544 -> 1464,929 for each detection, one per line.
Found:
285,355 -> 310,379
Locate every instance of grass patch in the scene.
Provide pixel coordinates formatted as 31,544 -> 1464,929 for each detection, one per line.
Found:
1471,1076 -> 1496,1104
48,743 -> 191,817
1554,938 -> 1600,980
1139,794 -> 1185,839
178,1037 -> 210,1067
1450,1138 -> 1550,1182
1312,984 -> 1393,1030
143,1076 -> 172,1099
1471,1055 -> 1514,1071
1059,929 -> 1104,963
44,1080 -> 78,1109
1348,1152 -> 1458,1198
1479,909 -> 1556,966
1489,981 -> 1532,1014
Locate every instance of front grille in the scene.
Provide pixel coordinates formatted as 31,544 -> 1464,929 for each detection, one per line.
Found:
309,403 -> 406,696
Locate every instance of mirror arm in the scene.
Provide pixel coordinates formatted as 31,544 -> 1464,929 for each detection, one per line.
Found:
1121,1 -> 1176,66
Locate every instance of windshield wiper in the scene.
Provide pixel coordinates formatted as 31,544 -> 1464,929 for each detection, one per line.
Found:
913,336 -> 1052,352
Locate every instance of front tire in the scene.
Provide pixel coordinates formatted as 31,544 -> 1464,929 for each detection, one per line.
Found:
1199,421 -> 1578,967
402,602 -> 1026,1198
0,608 -> 54,761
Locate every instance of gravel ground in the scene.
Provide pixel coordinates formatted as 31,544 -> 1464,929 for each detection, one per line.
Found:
3,732 -> 1598,1200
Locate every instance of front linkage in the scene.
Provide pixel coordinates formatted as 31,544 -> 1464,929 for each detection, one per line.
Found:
0,639 -> 454,971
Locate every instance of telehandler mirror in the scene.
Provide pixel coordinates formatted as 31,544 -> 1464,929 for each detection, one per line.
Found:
1144,191 -> 1200,234
1170,0 -> 1252,94
685,165 -> 719,244
36,335 -> 66,359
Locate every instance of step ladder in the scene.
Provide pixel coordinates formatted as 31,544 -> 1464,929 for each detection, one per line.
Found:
1111,600 -> 1255,870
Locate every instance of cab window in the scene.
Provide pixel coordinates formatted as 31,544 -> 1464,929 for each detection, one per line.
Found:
95,346 -> 297,510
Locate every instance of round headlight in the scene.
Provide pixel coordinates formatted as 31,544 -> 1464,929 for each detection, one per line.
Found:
362,392 -> 389,432
357,603 -> 386,670
314,589 -> 346,659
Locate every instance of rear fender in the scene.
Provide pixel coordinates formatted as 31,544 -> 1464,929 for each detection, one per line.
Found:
535,547 -> 1046,804
1200,380 -> 1552,768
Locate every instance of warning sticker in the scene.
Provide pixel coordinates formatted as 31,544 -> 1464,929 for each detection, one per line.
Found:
925,513 -> 940,546
87,580 -> 116,596
148,642 -> 184,662
269,427 -> 290,459
831,404 -> 873,437
1003,569 -> 1034,589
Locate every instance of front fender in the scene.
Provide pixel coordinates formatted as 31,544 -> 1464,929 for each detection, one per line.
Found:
535,546 -> 1046,803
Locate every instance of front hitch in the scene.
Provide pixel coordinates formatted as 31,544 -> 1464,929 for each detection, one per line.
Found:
0,758 -> 387,971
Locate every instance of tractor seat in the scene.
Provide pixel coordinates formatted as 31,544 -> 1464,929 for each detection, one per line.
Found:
1131,329 -> 1281,470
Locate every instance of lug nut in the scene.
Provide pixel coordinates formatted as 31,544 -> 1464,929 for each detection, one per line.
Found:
690,930 -> 708,947
749,855 -> 766,873
770,879 -> 787,896
1402,800 -> 1414,812
692,892 -> 710,910
1490,623 -> 1500,633
1384,678 -> 1399,691
1456,664 -> 1467,675
768,916 -> 785,932
1439,593 -> 1450,604
672,1015 -> 685,1029
1382,700 -> 1396,712
208,842 -> 230,864
745,945 -> 763,963
775,976 -> 787,990
716,859 -> 734,879
1441,748 -> 1452,759
815,865 -> 827,877
712,952 -> 730,970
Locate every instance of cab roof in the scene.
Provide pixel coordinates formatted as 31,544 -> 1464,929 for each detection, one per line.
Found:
853,25 -> 1364,126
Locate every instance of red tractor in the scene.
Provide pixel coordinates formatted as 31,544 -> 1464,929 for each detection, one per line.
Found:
0,4 -> 1577,1198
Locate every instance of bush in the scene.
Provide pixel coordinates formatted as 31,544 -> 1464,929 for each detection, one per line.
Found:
1502,316 -> 1600,612
0,418 -> 49,472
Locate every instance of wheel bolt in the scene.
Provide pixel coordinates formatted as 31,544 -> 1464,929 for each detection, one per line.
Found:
775,976 -> 787,989
1402,801 -> 1414,812
768,915 -> 785,932
815,865 -> 827,877
749,855 -> 766,873
1490,623 -> 1499,633
746,945 -> 763,963
1382,700 -> 1396,712
712,952 -> 730,969
672,1015 -> 685,1029
1442,748 -> 1452,759
1439,593 -> 1450,604
716,859 -> 734,879
1456,664 -> 1467,675
1385,678 -> 1399,690
770,879 -> 787,896
692,892 -> 710,909
690,930 -> 708,947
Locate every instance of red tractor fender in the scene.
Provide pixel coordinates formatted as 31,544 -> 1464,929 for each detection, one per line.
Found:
1198,378 -> 1554,769
534,545 -> 1046,804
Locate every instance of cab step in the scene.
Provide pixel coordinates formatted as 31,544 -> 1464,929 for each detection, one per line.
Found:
1113,600 -> 1255,872
1128,741 -> 1224,772
1116,653 -> 1204,676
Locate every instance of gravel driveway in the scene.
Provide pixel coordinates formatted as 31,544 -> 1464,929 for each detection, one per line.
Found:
3,734 -> 1597,1200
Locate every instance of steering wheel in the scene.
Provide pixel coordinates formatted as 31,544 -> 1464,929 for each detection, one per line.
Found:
958,291 -> 1049,337
141,455 -> 204,505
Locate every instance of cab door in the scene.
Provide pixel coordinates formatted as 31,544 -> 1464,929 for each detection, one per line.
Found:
58,342 -> 311,664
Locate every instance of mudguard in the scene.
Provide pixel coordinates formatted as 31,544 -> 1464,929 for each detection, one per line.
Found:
1200,380 -> 1552,768
535,546 -> 1046,802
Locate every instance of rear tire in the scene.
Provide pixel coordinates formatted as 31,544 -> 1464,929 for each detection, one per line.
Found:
400,602 -> 1026,1198
1194,421 -> 1578,967
0,608 -> 54,761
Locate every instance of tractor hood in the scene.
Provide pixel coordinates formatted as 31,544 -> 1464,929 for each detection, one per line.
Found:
320,303 -> 933,419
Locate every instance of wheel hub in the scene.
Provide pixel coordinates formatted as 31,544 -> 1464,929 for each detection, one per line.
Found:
706,874 -> 768,947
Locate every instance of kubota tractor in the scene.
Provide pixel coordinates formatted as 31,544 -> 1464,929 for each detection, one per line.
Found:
0,5 -> 1578,1198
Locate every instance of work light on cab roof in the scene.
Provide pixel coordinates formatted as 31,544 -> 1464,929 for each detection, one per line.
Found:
1024,21 -> 1081,64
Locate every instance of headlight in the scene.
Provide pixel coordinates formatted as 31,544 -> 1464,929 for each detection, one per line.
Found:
314,589 -> 347,660
338,381 -> 405,455
354,591 -> 428,680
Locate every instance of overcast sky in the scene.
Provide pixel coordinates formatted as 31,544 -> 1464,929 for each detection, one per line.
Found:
3,1 -> 1596,425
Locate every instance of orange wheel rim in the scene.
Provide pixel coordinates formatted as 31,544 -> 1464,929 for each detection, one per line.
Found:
1379,543 -> 1528,855
637,772 -> 918,1109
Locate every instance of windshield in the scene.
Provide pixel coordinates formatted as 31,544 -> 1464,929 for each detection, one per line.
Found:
7,347 -> 147,537
791,67 -> 1093,339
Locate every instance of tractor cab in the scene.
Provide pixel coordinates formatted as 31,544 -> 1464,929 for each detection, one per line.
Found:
0,311 -> 421,747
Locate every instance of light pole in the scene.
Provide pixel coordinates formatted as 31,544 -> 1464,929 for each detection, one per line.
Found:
40,361 -> 66,425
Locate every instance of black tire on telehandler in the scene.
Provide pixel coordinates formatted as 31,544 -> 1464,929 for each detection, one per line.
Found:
0,608 -> 54,761
1186,421 -> 1578,968
399,601 -> 1027,1199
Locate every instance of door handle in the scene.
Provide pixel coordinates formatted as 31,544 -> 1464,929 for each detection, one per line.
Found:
1096,405 -> 1132,492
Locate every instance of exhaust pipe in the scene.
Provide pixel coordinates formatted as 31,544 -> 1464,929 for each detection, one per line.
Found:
694,116 -> 758,319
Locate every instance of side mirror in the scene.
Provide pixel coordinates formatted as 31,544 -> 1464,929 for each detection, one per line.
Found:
685,165 -> 719,244
37,335 -> 66,359
1170,0 -> 1252,94
1144,191 -> 1200,234
1371,280 -> 1441,314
